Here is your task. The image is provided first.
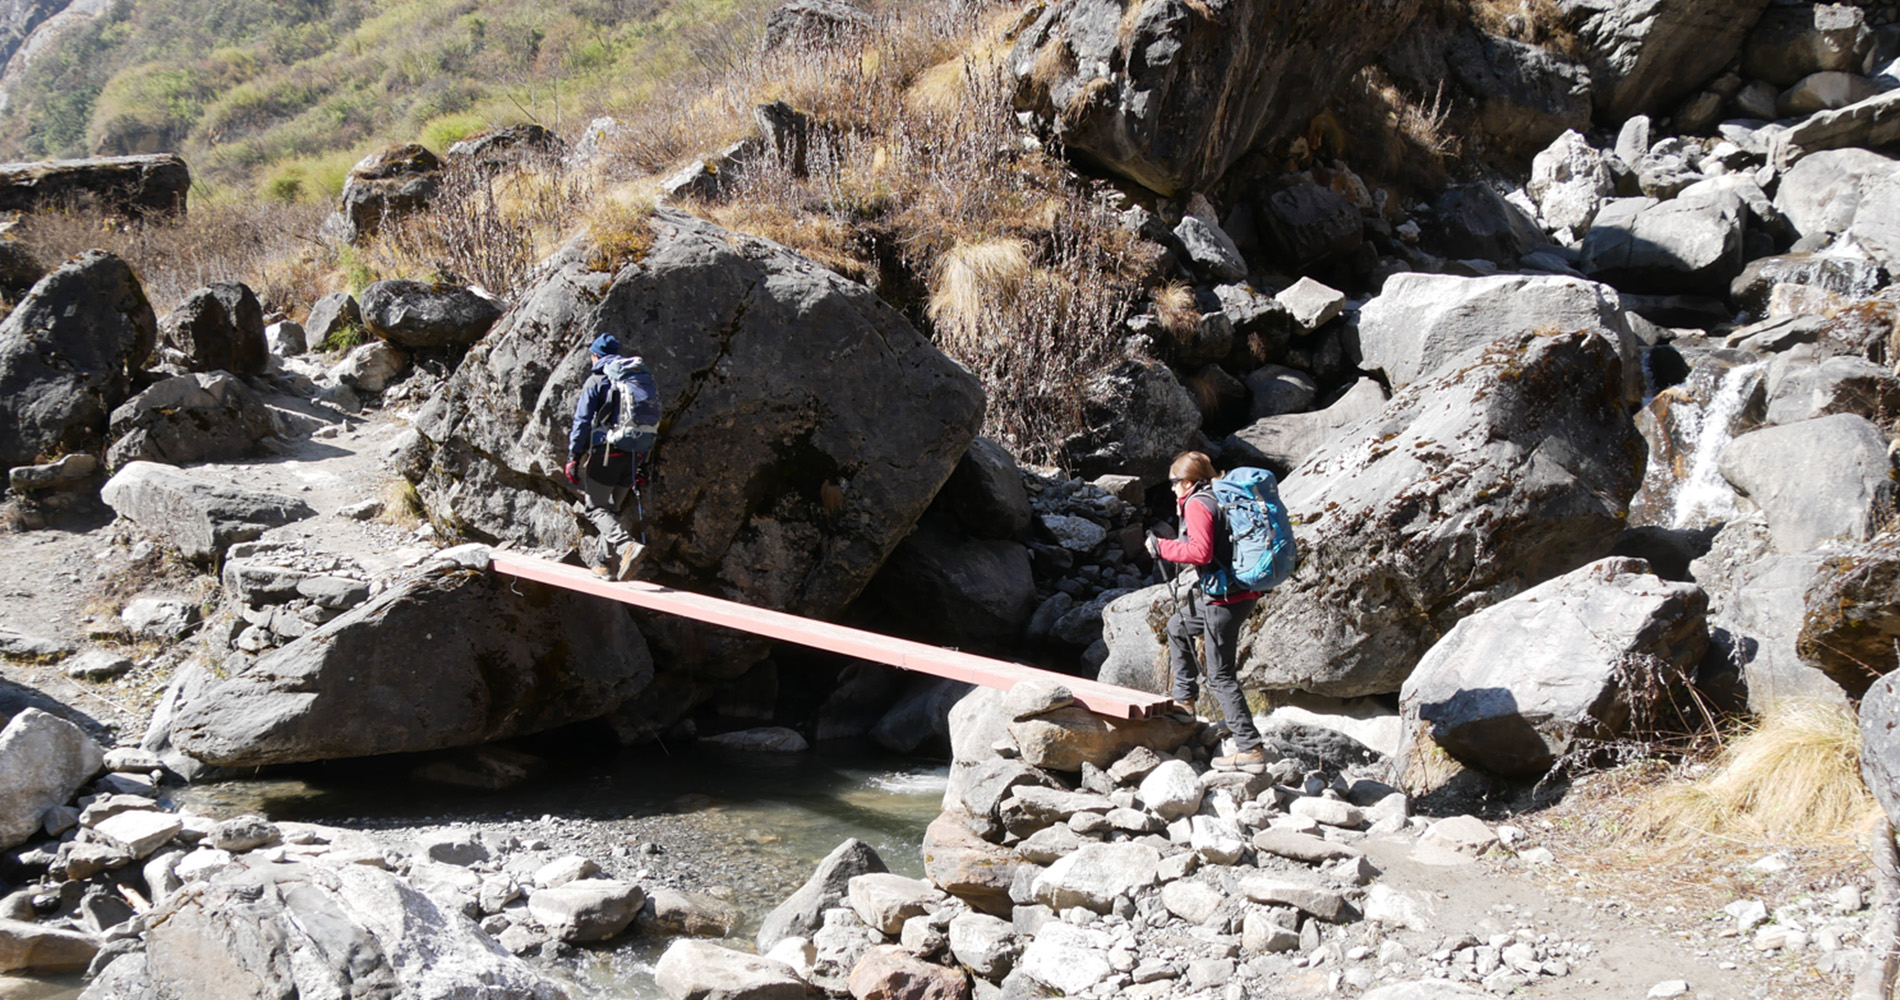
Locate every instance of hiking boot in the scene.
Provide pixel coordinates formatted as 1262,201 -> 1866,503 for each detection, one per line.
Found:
1212,747 -> 1270,773
591,565 -> 612,579
1162,698 -> 1196,721
614,541 -> 647,581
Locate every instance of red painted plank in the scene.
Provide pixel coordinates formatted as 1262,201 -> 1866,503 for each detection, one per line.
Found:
489,550 -> 1169,720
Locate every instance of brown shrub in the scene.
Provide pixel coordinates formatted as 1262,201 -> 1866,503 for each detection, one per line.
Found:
12,197 -> 331,315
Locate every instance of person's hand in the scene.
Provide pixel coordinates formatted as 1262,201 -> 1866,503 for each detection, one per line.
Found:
1144,533 -> 1162,561
563,459 -> 579,485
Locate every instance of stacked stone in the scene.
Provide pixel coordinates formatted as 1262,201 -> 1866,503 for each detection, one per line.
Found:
1021,469 -> 1154,661
215,542 -> 375,655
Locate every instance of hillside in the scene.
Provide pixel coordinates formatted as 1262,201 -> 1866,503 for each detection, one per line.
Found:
0,0 -> 794,199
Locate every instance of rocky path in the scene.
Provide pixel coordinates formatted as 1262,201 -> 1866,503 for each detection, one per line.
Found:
0,400 -> 1874,1000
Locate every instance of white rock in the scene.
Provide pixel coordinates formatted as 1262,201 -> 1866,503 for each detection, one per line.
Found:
533,854 -> 601,888
1420,815 -> 1497,856
1031,842 -> 1161,914
1020,921 -> 1115,995
654,938 -> 808,999
1364,885 -> 1437,932
174,847 -> 234,882
1647,980 -> 1689,998
1289,797 -> 1362,828
847,873 -> 945,935
0,709 -> 104,850
1724,899 -> 1768,931
91,810 -> 183,859
1139,760 -> 1203,821
763,935 -> 816,978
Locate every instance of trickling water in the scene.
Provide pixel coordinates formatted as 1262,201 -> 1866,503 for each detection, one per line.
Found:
1670,360 -> 1765,529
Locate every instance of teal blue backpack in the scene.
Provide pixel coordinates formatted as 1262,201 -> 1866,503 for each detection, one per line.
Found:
1195,466 -> 1298,597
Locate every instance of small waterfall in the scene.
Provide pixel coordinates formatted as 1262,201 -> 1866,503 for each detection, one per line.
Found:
1670,360 -> 1764,529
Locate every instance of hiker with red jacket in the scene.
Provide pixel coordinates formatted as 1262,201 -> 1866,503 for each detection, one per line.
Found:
1146,450 -> 1269,773
565,333 -> 657,580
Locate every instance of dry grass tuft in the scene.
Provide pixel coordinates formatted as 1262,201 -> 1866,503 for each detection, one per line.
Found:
1151,281 -> 1199,339
379,478 -> 426,531
586,193 -> 658,274
929,237 -> 1034,351
1620,700 -> 1878,848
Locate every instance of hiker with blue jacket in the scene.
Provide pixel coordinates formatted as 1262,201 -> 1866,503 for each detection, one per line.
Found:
565,333 -> 659,580
1146,450 -> 1270,773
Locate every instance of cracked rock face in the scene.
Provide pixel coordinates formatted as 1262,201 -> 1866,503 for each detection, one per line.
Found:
1008,0 -> 1422,197
414,208 -> 985,677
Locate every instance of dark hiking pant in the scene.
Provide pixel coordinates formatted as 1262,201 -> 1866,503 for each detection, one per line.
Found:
578,464 -> 634,566
1166,588 -> 1263,752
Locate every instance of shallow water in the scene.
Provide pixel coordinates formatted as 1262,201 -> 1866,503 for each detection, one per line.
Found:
23,743 -> 948,1000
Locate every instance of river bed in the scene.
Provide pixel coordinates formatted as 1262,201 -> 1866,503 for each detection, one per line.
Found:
6,742 -> 948,1000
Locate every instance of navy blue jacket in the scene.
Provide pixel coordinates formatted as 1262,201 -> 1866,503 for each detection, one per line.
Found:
569,356 -> 620,459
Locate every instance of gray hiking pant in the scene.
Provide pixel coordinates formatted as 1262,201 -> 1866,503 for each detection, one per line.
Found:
579,467 -> 633,565
1167,588 -> 1264,752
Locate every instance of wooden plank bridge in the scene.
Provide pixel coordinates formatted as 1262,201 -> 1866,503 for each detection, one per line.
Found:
489,550 -> 1171,720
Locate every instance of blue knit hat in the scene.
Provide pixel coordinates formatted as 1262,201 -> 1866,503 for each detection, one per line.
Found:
590,334 -> 621,357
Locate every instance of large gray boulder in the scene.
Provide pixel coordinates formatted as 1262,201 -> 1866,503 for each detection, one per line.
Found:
1448,30 -> 1593,159
413,209 -> 983,681
1718,413 -> 1893,553
761,0 -> 871,52
1770,148 -> 1900,273
940,436 -> 1031,539
100,461 -> 314,561
159,282 -> 267,376
304,292 -> 362,348
1222,377 -> 1388,477
0,249 -> 155,469
168,561 -> 653,766
1058,357 -> 1200,483
1692,517 -> 1846,711
1773,148 -> 1900,240
1007,0 -> 1423,197
0,708 -> 103,850
1397,557 -> 1706,778
105,372 -> 278,472
527,879 -> 644,943
0,154 -> 189,218
1779,89 -> 1900,165
1353,272 -> 1642,405
1427,182 -> 1543,263
1030,842 -> 1161,913
1564,0 -> 1772,121
655,939 -> 809,1000
1241,327 -> 1646,695
143,858 -> 566,1000
360,279 -> 503,350
1733,251 -> 1886,320
337,144 -> 440,244
1800,530 -> 1900,699
1742,3 -> 1871,87
1529,130 -> 1616,234
757,838 -> 887,954
1579,189 -> 1746,296
1862,671 -> 1900,829
1764,353 -> 1900,427
1256,182 -> 1365,270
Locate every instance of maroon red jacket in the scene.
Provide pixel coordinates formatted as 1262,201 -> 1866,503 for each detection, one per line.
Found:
1155,485 -> 1262,605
